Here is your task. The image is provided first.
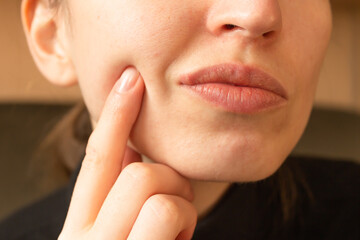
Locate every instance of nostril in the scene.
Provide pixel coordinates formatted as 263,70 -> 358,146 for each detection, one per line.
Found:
223,24 -> 237,30
219,25 -> 278,39
263,31 -> 275,38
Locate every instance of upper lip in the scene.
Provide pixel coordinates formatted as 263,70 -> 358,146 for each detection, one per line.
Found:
178,63 -> 288,99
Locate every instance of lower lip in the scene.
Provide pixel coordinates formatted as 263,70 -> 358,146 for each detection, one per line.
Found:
181,83 -> 287,114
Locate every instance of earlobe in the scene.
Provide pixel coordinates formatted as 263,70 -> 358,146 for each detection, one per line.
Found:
21,0 -> 77,86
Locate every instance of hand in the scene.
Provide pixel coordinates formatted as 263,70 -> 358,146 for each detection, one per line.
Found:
59,68 -> 197,240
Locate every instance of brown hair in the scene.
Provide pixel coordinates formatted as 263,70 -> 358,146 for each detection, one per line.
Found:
47,0 -> 70,22
31,102 -> 91,191
48,0 -> 60,8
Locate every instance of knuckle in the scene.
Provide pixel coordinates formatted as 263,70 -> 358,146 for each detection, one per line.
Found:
146,195 -> 181,224
82,143 -> 103,170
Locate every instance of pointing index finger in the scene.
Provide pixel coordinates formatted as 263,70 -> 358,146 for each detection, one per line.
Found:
63,67 -> 145,230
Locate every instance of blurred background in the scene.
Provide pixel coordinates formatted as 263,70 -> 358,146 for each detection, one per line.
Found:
0,0 -> 359,221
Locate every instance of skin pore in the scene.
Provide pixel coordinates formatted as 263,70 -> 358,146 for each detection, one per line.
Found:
22,0 -> 332,235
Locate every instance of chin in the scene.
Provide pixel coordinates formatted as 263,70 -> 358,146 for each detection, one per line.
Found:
131,137 -> 290,183
171,151 -> 287,183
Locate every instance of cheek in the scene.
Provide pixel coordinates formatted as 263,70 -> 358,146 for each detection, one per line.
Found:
68,1 -> 202,121
280,0 -> 332,106
286,0 -> 332,80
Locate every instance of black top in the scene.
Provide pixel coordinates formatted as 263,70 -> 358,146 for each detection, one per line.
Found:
0,156 -> 359,240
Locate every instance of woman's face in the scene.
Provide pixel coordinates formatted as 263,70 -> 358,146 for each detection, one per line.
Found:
62,0 -> 332,181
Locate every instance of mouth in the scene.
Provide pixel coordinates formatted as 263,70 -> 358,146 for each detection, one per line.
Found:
178,63 -> 288,114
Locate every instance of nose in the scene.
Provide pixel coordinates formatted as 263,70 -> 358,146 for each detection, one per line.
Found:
206,0 -> 282,40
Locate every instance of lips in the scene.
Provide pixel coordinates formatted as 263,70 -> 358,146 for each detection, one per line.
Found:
178,63 -> 288,114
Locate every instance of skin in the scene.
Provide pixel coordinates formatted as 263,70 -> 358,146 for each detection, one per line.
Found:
21,0 -> 332,239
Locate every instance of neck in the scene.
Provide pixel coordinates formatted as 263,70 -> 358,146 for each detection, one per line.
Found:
191,179 -> 231,219
141,155 -> 231,218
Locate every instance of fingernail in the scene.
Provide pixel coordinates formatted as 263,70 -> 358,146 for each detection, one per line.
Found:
116,67 -> 140,93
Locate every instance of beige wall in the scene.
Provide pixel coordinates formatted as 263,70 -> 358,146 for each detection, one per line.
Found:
1,0 -> 359,110
315,2 -> 360,112
0,0 -> 81,103
356,7 -> 360,113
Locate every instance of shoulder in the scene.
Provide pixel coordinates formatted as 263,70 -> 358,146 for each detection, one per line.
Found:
289,156 -> 360,199
0,186 -> 70,240
0,161 -> 80,240
287,156 -> 360,239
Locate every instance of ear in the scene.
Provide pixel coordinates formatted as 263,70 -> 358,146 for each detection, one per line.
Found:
21,0 -> 77,86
